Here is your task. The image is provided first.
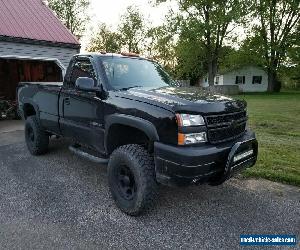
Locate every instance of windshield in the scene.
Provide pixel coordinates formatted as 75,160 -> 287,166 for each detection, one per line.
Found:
101,57 -> 175,90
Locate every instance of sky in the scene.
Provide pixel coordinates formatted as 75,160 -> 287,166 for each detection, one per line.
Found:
81,0 -> 176,51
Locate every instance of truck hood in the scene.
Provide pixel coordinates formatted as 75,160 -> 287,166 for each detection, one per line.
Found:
117,86 -> 246,114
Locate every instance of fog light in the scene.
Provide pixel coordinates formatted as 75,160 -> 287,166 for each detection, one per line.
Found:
178,132 -> 207,145
233,149 -> 254,162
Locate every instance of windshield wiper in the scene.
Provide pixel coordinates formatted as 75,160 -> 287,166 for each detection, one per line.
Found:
119,85 -> 143,91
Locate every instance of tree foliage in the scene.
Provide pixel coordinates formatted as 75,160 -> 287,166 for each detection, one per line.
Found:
157,0 -> 248,85
83,1 -> 299,92
87,23 -> 122,53
174,33 -> 207,84
48,0 -> 90,38
118,6 -> 145,53
146,25 -> 176,69
250,0 -> 300,92
219,39 -> 264,73
280,23 -> 300,89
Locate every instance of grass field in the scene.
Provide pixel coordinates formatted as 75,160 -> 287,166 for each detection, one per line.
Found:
234,91 -> 300,186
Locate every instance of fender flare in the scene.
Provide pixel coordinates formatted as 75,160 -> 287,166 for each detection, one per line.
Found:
104,114 -> 159,152
22,98 -> 40,119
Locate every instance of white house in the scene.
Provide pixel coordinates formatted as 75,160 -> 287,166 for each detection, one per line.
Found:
201,66 -> 268,92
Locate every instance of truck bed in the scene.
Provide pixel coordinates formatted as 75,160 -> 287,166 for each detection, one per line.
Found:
18,81 -> 63,134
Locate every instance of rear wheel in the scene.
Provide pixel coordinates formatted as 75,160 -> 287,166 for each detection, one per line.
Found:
25,116 -> 49,155
108,144 -> 158,216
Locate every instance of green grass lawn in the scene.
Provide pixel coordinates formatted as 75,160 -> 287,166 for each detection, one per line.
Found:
234,91 -> 300,186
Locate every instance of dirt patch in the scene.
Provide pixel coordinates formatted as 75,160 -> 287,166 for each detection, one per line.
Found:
232,177 -> 300,200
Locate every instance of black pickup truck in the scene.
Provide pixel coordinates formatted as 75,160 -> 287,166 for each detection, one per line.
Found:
18,53 -> 258,215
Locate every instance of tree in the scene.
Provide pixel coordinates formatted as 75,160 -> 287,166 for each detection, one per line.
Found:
87,23 -> 122,53
251,0 -> 300,92
280,23 -> 300,89
156,0 -> 247,86
118,6 -> 145,53
48,0 -> 90,38
146,25 -> 176,69
174,33 -> 207,84
219,40 -> 264,73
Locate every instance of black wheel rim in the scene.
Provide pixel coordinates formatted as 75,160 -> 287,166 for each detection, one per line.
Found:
117,165 -> 136,200
26,127 -> 35,142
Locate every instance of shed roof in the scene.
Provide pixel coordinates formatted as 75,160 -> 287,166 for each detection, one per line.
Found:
0,0 -> 80,48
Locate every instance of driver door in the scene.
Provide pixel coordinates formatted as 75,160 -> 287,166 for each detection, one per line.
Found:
60,56 -> 105,153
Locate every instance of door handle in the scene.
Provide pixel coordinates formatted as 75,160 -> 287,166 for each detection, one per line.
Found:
64,97 -> 70,105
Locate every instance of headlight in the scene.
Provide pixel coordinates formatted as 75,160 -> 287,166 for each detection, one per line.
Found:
176,113 -> 205,126
178,132 -> 207,145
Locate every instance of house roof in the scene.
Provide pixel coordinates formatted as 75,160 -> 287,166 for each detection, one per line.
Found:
218,65 -> 265,75
0,0 -> 80,48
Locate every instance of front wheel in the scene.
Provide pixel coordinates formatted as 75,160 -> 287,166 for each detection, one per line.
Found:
25,115 -> 49,155
108,144 -> 158,216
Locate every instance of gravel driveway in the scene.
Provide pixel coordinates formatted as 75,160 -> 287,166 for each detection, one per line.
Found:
0,128 -> 299,249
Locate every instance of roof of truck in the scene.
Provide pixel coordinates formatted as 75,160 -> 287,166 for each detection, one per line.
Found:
0,0 -> 80,48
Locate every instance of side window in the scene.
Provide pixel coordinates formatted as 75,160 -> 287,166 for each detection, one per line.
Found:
235,76 -> 245,84
69,59 -> 97,88
252,76 -> 262,84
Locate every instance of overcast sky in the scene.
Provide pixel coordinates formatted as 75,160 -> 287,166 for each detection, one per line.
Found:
81,0 -> 176,51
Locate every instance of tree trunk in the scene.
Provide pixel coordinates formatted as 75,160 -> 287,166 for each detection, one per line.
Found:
267,69 -> 275,92
208,62 -> 214,86
267,68 -> 281,92
207,57 -> 217,86
267,47 -> 281,92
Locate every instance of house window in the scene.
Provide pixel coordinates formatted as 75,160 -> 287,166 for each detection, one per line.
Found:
215,76 -> 219,85
235,76 -> 245,84
252,76 -> 262,84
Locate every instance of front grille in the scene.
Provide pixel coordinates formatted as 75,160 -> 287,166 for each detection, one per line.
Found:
205,111 -> 247,144
206,111 -> 247,127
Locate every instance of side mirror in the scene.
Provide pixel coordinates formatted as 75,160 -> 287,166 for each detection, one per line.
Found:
75,77 -> 95,91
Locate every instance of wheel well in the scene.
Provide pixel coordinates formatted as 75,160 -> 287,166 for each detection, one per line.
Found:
23,103 -> 36,119
107,124 -> 152,154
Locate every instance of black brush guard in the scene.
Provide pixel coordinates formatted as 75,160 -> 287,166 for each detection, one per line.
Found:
209,139 -> 258,186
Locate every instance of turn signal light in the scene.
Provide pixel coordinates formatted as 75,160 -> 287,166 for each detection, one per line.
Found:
178,132 -> 207,145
